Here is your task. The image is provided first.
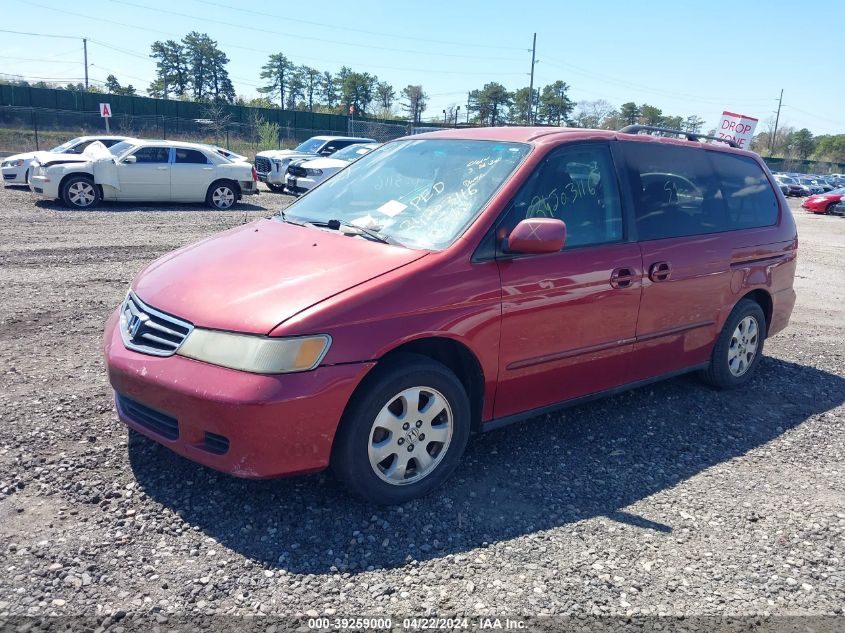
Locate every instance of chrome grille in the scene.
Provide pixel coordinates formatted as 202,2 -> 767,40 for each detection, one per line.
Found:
255,156 -> 271,175
120,291 -> 193,357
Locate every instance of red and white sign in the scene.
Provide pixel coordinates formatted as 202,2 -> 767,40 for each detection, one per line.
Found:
716,111 -> 757,149
99,103 -> 112,118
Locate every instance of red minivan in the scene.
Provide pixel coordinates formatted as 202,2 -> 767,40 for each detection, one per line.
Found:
104,127 -> 797,504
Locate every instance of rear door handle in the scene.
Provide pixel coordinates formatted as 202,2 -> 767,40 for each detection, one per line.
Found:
202,167 -> 214,170
648,261 -> 672,282
156,166 -> 169,171
610,267 -> 636,289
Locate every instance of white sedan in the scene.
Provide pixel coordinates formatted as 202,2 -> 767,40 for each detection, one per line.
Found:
2,135 -> 128,186
285,143 -> 380,195
29,139 -> 259,210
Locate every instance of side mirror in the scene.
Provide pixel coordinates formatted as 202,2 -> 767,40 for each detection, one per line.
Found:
506,218 -> 567,255
122,155 -> 137,164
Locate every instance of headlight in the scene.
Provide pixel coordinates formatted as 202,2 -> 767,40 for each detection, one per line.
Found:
177,329 -> 331,374
3,159 -> 24,168
305,168 -> 323,176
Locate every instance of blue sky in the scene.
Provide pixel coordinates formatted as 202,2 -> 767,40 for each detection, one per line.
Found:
1,0 -> 842,134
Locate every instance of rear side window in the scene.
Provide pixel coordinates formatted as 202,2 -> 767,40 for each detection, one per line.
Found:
709,152 -> 778,230
623,142 -> 778,240
174,148 -> 209,164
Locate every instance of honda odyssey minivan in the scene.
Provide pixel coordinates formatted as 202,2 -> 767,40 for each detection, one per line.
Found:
104,126 -> 797,505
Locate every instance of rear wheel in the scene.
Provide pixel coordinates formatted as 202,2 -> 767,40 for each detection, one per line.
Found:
331,354 -> 470,505
700,299 -> 766,389
206,180 -> 237,210
61,175 -> 100,209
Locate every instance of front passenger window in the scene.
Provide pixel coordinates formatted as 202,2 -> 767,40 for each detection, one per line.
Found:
130,147 -> 170,164
500,144 -> 624,249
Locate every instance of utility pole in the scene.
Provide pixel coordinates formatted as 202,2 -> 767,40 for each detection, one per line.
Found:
83,38 -> 89,90
770,88 -> 783,156
527,33 -> 537,125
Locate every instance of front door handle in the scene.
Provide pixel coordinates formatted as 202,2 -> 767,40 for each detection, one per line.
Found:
156,166 -> 169,171
648,261 -> 672,282
610,267 -> 636,289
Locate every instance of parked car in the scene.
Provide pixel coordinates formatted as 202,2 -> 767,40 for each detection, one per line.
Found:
104,127 -> 796,504
2,135 -> 128,186
255,136 -> 376,192
774,175 -> 805,196
801,188 -> 845,214
30,139 -> 258,210
797,177 -> 824,195
285,143 -> 380,195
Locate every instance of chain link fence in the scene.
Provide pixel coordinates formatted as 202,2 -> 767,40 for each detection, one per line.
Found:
348,119 -> 452,142
0,106 -> 344,160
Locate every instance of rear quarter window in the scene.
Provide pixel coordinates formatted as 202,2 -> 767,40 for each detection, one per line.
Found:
623,142 -> 779,241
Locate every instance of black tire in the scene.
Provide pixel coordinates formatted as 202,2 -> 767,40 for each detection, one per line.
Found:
61,175 -> 100,209
267,183 -> 285,193
826,202 -> 838,214
700,298 -> 767,390
206,180 -> 238,210
331,353 -> 471,505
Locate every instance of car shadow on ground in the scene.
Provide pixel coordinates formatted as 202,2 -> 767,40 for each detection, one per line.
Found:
129,356 -> 845,575
33,199 -> 271,213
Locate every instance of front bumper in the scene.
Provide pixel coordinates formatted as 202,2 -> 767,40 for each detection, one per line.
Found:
104,310 -> 374,478
285,173 -> 318,195
257,170 -> 286,185
29,174 -> 59,198
2,166 -> 27,184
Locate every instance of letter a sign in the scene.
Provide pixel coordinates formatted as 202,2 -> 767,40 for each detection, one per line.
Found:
99,103 -> 112,118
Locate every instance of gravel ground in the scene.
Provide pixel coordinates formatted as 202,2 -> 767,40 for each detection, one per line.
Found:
0,186 -> 843,623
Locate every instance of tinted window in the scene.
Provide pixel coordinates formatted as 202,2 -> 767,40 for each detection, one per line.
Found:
131,147 -> 170,163
708,152 -> 778,230
624,142 -> 777,240
100,139 -> 122,148
499,144 -> 624,249
174,148 -> 209,164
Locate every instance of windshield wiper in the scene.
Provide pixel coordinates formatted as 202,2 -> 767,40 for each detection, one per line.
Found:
274,209 -> 307,226
310,218 -> 403,247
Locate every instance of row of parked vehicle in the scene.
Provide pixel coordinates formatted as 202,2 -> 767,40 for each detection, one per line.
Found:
1,134 -> 382,208
1,135 -> 258,209
254,135 -> 380,195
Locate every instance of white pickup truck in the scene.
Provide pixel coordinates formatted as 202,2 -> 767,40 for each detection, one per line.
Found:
29,139 -> 259,210
254,135 -> 376,192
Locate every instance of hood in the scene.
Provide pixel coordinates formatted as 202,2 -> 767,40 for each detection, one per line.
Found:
256,149 -> 317,160
132,218 -> 427,334
3,152 -> 37,163
32,152 -> 91,167
301,157 -> 348,170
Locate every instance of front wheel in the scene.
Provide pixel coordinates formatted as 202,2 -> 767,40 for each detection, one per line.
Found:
700,299 -> 766,389
331,354 -> 470,505
61,175 -> 100,209
206,181 -> 238,209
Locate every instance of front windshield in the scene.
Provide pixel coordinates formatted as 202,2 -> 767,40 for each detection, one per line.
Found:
294,138 -> 325,154
284,139 -> 531,250
50,137 -> 82,153
779,176 -> 796,184
108,141 -> 137,157
331,144 -> 376,162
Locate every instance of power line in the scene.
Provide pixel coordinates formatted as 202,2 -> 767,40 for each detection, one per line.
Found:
109,0 -> 522,62
0,28 -> 80,40
188,0 -> 527,52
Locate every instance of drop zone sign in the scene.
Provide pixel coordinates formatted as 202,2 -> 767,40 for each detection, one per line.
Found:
717,111 -> 758,149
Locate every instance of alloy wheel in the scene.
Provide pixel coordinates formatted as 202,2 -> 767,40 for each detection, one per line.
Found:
212,186 -> 235,209
367,386 -> 453,486
728,315 -> 759,377
68,181 -> 96,207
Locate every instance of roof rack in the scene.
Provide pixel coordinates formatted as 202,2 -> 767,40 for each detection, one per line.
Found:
619,124 -> 740,149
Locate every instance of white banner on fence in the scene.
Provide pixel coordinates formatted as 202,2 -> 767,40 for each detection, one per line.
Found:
716,111 -> 757,149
